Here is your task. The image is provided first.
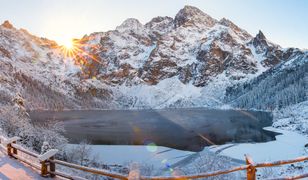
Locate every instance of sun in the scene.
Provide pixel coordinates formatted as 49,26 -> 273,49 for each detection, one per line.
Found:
63,39 -> 74,49
59,39 -> 78,58
58,38 -> 101,66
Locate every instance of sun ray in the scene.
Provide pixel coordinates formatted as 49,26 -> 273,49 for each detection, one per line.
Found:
58,38 -> 106,79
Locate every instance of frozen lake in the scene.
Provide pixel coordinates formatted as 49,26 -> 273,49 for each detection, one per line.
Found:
29,109 -> 278,152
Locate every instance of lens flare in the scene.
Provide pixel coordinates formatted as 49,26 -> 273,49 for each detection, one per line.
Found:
161,159 -> 168,164
145,141 -> 158,152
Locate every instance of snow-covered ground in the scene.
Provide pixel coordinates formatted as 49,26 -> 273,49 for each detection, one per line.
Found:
0,149 -> 44,180
211,127 -> 308,162
211,101 -> 308,178
273,101 -> 308,135
67,144 -> 194,169
215,101 -> 308,162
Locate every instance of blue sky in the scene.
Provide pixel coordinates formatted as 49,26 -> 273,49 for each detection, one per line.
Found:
0,0 -> 307,48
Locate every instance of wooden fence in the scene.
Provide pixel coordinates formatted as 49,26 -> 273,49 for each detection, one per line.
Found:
1,136 -> 308,180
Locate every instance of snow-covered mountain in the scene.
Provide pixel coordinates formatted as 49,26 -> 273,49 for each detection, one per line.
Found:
0,20 -> 113,110
0,5 -> 307,110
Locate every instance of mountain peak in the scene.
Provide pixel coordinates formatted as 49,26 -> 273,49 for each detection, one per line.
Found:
174,5 -> 217,28
145,16 -> 174,34
256,30 -> 266,40
181,5 -> 205,14
250,30 -> 270,54
116,18 -> 144,33
1,20 -> 14,29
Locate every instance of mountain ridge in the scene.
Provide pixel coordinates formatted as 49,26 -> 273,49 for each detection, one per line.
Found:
0,5 -> 306,110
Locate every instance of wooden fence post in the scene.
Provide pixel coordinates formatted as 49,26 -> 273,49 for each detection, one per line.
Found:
245,154 -> 256,180
4,137 -> 20,158
7,143 -> 12,156
49,156 -> 56,178
41,160 -> 48,177
38,149 -> 58,178
12,141 -> 18,156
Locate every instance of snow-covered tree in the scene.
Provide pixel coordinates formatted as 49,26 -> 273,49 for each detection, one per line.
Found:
41,141 -> 51,154
0,93 -> 67,152
226,60 -> 307,110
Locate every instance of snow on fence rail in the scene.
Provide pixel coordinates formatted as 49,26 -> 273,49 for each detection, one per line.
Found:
0,136 -> 308,180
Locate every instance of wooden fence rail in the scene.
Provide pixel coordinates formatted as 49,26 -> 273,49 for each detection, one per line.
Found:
0,136 -> 308,180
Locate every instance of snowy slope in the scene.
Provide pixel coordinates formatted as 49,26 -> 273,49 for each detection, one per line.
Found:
226,51 -> 307,110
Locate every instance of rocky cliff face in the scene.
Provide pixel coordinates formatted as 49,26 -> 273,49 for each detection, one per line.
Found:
0,6 -> 306,109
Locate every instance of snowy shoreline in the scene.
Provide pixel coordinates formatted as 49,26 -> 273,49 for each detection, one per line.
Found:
66,144 -> 195,169
210,127 -> 308,162
26,105 -> 273,112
